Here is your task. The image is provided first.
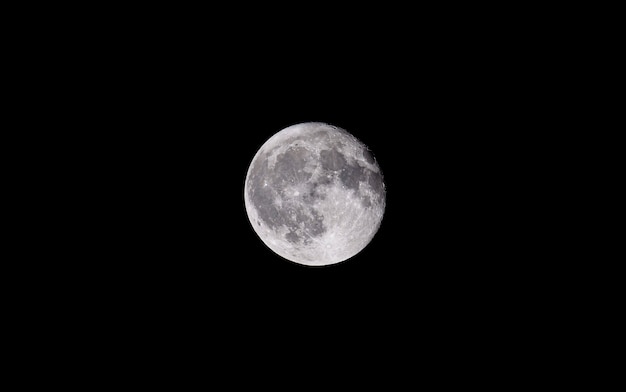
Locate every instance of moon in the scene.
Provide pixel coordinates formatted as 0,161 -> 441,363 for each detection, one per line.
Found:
244,122 -> 385,266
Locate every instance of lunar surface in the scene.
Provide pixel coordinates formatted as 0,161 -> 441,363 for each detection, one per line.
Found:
244,122 -> 385,266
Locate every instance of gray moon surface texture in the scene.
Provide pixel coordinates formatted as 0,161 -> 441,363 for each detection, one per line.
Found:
244,122 -> 386,266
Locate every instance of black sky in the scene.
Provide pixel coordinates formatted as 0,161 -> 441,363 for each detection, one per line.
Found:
46,7 -> 560,377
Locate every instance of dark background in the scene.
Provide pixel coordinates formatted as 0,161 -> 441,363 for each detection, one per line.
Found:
27,4 -> 571,381
82,24 -> 534,294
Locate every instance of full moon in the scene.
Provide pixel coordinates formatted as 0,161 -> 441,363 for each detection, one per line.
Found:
244,122 -> 385,266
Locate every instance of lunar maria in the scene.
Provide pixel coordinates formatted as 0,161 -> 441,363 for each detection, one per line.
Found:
244,122 -> 385,266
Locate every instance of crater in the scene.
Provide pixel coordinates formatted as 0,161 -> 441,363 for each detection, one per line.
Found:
363,148 -> 375,164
